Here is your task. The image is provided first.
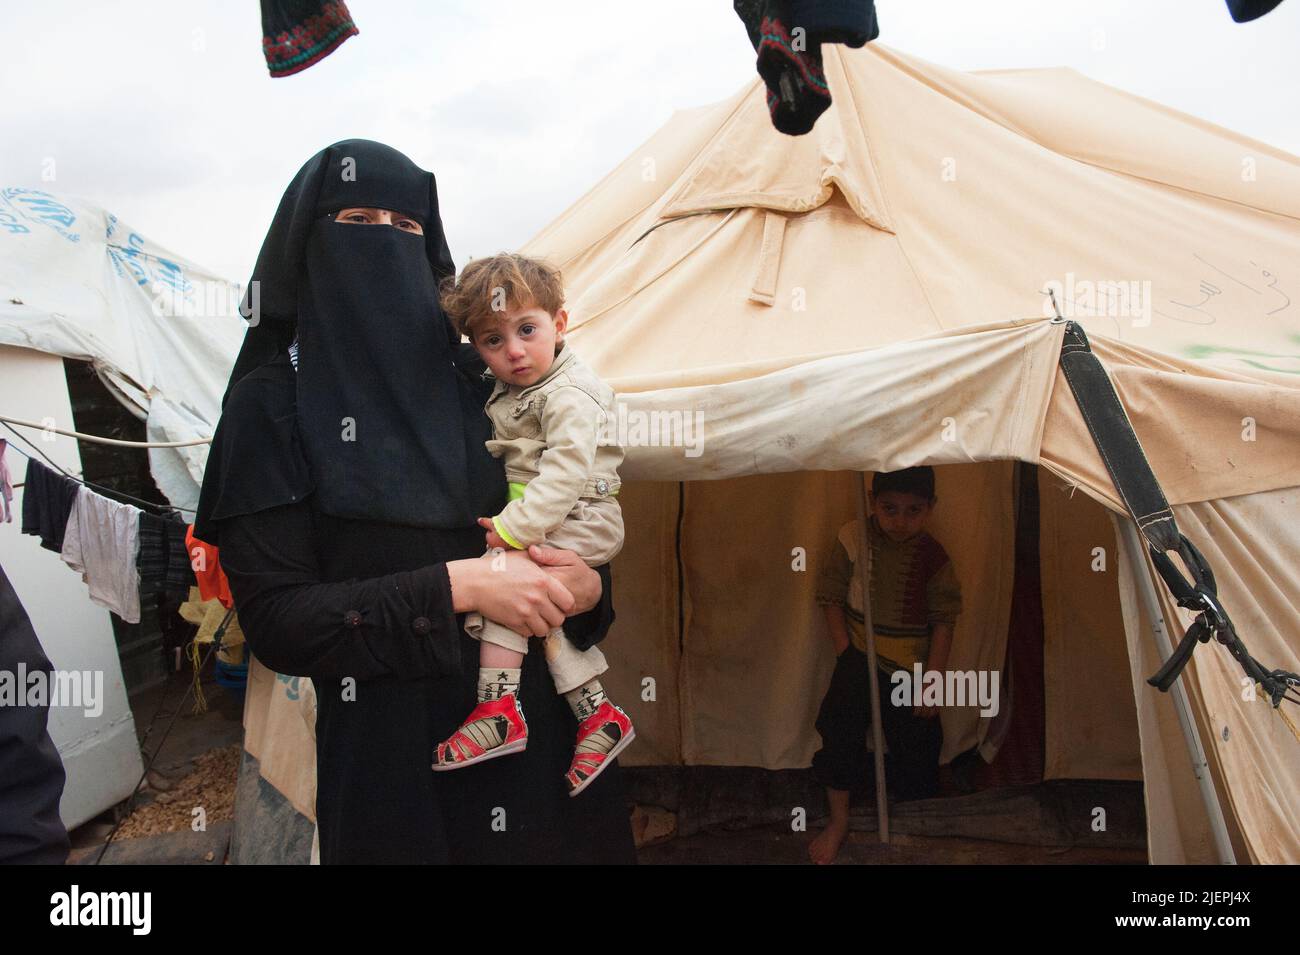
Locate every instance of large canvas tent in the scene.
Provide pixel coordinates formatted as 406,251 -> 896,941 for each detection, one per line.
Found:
510,43 -> 1300,864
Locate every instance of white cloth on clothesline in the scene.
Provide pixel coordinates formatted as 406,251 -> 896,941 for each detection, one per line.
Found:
60,486 -> 141,624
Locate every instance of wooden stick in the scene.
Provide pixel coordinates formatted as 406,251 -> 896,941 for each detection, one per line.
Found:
854,471 -> 890,843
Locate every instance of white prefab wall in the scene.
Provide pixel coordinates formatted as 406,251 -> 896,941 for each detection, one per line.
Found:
0,344 -> 143,830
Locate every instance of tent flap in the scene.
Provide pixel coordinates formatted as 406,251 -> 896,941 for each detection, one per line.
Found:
615,318 -> 1064,482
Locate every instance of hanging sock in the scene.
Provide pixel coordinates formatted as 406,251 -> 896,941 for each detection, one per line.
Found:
734,0 -> 879,136
735,0 -> 830,135
261,0 -> 359,78
789,0 -> 879,47
1225,0 -> 1286,22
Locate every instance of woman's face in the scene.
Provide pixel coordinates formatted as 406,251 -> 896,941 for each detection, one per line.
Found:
335,206 -> 424,235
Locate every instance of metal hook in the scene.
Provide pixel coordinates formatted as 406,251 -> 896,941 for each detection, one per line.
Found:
1042,287 -> 1067,323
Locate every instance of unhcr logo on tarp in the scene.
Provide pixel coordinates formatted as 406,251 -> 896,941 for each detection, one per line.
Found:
0,188 -> 80,241
1042,272 -> 1152,326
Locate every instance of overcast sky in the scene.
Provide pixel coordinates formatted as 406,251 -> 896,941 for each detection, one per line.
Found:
2,0 -> 1297,283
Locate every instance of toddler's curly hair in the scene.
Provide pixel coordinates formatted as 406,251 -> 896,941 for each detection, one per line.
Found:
438,252 -> 565,342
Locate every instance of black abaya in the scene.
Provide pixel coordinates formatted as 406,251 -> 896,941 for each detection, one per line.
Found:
198,139 -> 634,863
217,500 -> 636,865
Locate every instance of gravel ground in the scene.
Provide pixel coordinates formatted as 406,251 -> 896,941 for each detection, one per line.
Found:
113,744 -> 241,840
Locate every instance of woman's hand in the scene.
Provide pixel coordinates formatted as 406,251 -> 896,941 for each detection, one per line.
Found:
446,550 -> 575,637
527,545 -> 602,614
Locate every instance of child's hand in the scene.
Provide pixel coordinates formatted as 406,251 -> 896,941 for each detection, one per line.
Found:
477,517 -> 512,552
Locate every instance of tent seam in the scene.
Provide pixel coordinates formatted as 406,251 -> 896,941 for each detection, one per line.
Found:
827,48 -> 946,333
1008,329 -> 1035,458
825,46 -> 897,233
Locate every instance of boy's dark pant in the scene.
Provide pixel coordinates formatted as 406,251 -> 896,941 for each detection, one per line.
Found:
812,645 -> 942,801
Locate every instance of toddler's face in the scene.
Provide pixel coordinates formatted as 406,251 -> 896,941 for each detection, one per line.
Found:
474,302 -> 567,387
871,490 -> 934,543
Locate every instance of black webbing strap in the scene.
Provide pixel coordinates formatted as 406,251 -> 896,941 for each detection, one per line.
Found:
1056,321 -> 1297,707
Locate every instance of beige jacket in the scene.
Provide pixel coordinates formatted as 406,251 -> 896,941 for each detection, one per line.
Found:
482,344 -> 624,549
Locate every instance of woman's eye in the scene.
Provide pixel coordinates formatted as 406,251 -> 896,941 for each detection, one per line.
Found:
344,214 -> 368,223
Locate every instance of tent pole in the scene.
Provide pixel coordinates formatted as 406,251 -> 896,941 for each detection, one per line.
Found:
1116,518 -> 1236,865
854,473 -> 890,843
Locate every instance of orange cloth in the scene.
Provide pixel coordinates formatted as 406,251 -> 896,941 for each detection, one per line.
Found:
186,524 -> 233,609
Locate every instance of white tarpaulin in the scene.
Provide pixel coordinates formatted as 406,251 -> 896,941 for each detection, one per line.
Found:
0,188 -> 245,509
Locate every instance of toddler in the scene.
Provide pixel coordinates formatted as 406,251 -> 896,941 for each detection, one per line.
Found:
432,253 -> 634,796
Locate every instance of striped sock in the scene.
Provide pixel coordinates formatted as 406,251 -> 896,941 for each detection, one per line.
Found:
478,667 -> 521,703
564,679 -> 608,721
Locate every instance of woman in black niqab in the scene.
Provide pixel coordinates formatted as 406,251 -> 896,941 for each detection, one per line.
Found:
195,140 -> 635,864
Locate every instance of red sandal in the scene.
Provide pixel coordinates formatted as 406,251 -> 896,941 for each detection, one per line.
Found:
432,693 -> 528,771
565,701 -> 635,796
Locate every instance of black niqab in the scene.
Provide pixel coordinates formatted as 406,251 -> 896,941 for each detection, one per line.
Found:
194,140 -> 503,543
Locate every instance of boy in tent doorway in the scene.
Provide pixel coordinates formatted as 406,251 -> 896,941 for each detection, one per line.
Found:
808,466 -> 962,864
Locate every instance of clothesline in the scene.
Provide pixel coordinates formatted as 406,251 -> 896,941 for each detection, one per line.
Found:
2,423 -> 197,516
0,415 -> 213,448
12,449 -> 233,625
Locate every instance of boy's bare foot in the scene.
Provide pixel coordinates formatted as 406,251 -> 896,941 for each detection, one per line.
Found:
808,818 -> 849,864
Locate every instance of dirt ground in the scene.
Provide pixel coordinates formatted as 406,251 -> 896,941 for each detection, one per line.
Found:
68,669 -> 1148,865
67,667 -> 244,862
639,825 -> 1146,864
111,743 -> 241,840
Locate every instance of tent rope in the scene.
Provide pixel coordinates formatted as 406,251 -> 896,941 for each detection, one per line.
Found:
0,414 -> 212,448
1261,688 -> 1300,742
187,638 -> 209,715
2,422 -> 198,515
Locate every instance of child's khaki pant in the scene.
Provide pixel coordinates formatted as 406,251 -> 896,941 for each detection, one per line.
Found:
464,497 -> 622,695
